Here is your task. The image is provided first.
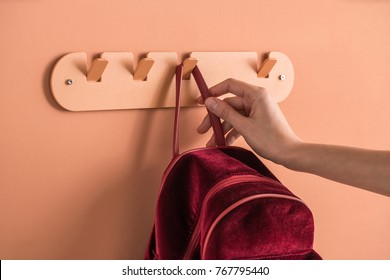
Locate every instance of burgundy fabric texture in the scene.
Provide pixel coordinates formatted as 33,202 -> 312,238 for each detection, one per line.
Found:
144,64 -> 321,260
145,147 -> 321,260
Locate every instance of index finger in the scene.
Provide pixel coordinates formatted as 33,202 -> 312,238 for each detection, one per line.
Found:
209,78 -> 261,98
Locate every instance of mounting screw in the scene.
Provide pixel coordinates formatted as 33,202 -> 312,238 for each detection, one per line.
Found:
65,79 -> 73,85
279,74 -> 286,81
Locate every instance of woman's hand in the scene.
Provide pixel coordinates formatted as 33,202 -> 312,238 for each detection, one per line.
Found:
197,78 -> 302,165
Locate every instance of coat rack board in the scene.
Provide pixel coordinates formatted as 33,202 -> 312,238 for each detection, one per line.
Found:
50,52 -> 294,111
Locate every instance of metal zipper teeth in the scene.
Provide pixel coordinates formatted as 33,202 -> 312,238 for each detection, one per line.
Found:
201,194 -> 306,259
183,174 -> 265,259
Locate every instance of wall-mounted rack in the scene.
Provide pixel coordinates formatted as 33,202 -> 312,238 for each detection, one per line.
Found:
50,51 -> 294,111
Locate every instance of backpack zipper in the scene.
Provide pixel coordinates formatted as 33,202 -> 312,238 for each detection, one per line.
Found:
159,146 -> 253,195
156,148 -> 255,258
183,174 -> 268,259
201,193 -> 306,259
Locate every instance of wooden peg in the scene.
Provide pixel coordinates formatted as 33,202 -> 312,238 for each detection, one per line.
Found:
133,58 -> 154,81
87,58 -> 109,82
257,58 -> 277,78
183,58 -> 198,80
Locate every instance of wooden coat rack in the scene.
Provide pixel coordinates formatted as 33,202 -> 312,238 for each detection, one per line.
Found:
50,51 -> 294,111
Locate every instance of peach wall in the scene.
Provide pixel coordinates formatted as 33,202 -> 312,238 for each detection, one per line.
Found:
0,0 -> 389,259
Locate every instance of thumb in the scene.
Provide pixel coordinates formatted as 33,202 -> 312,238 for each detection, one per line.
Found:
204,97 -> 246,130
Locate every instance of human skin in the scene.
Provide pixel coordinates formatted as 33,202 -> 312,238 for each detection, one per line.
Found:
197,78 -> 390,197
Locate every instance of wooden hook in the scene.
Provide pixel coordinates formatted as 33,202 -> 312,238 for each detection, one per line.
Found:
87,58 -> 109,82
183,58 -> 198,80
133,58 -> 155,81
257,58 -> 277,78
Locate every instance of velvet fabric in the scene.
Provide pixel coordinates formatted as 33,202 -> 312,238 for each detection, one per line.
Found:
144,146 -> 321,260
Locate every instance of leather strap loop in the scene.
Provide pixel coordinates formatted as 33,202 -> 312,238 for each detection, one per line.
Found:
173,64 -> 226,158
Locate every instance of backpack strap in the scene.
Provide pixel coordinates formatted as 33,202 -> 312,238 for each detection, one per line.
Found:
173,64 -> 226,157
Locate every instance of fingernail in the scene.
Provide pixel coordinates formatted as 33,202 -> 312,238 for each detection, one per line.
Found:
205,98 -> 218,111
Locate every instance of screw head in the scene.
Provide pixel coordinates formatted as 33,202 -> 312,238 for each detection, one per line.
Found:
65,79 -> 73,85
279,74 -> 286,81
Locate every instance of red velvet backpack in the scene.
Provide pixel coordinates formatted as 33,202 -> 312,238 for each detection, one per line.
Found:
144,64 -> 321,260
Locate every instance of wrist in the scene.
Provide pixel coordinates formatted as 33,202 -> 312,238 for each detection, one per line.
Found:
275,140 -> 307,171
